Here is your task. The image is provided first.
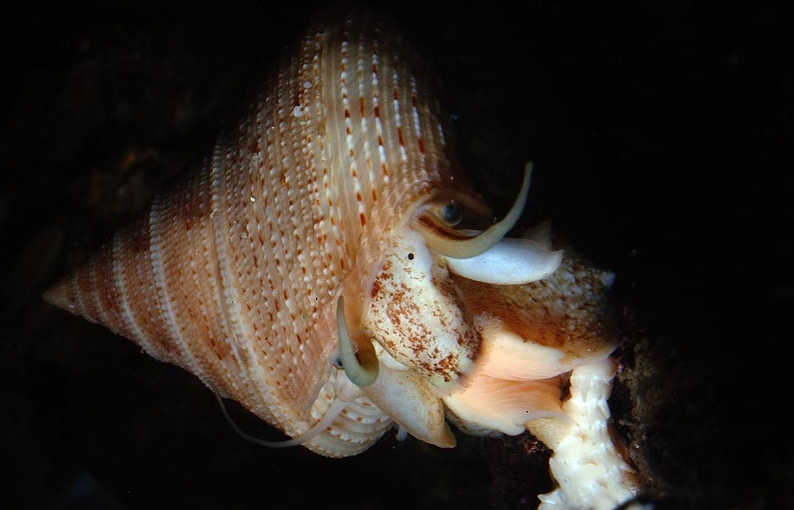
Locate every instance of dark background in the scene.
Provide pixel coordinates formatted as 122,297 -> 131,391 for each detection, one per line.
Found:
2,1 -> 791,509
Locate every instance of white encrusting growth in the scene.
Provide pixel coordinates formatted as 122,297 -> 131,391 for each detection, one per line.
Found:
531,359 -> 638,510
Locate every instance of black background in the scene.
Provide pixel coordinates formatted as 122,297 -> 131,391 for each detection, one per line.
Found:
2,1 -> 791,509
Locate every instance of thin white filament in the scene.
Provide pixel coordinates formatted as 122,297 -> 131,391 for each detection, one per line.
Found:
215,392 -> 347,448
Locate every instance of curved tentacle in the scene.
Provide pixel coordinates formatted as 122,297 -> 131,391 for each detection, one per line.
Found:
417,161 -> 533,259
336,296 -> 379,387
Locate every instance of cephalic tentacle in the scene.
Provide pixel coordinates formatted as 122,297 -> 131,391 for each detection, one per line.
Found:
416,161 -> 533,259
336,296 -> 379,387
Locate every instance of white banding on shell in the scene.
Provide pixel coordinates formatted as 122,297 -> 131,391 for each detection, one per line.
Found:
444,237 -> 563,285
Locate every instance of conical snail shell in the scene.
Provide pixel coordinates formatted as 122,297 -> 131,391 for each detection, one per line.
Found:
43,11 -> 616,459
43,12 -> 476,457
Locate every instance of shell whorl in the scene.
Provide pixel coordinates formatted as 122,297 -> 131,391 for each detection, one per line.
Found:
43,12 -> 473,457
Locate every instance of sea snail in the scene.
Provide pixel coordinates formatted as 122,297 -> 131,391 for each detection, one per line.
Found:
43,11 -> 638,509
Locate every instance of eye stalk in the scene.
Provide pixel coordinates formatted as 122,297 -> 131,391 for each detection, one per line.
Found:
416,162 -> 533,260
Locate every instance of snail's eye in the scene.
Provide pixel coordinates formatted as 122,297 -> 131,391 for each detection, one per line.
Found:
440,201 -> 462,226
